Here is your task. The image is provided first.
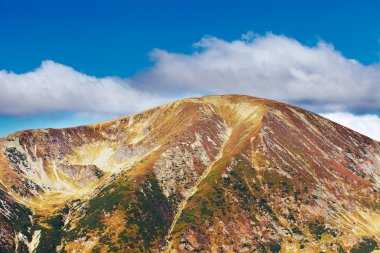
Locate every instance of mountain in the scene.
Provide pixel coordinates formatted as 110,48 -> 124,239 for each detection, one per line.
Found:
0,95 -> 380,253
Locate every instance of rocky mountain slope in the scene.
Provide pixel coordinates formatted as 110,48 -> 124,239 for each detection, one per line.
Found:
0,95 -> 380,252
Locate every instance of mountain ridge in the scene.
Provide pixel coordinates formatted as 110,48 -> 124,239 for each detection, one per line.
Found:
0,94 -> 380,252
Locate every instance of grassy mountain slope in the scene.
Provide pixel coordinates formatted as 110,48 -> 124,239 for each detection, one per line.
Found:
0,95 -> 379,252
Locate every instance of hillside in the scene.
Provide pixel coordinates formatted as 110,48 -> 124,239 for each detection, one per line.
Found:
0,95 -> 380,252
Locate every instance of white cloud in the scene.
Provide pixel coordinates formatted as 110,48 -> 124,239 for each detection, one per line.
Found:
0,61 -> 174,116
321,112 -> 380,141
0,33 -> 379,140
137,33 -> 380,112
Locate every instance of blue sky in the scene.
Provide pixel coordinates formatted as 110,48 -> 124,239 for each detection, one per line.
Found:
0,0 -> 380,139
2,0 -> 380,76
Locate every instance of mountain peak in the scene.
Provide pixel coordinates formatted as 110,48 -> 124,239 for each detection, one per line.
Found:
1,95 -> 380,252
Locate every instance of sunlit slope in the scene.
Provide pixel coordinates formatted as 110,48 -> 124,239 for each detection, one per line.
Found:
167,98 -> 380,252
0,95 -> 380,252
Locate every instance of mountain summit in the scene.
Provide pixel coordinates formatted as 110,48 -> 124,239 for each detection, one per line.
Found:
1,95 -> 380,252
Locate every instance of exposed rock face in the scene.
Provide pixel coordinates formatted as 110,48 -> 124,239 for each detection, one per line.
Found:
0,95 -> 379,252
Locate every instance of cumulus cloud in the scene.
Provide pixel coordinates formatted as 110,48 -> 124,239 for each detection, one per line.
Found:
137,33 -> 380,113
321,112 -> 380,141
0,61 -> 174,116
0,33 -> 379,140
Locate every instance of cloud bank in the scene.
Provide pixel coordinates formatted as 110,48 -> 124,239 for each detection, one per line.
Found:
0,33 -> 379,140
321,112 -> 380,141
0,61 -> 173,116
138,33 -> 380,113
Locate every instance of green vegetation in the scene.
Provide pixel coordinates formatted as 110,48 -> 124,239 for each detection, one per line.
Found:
12,206 -> 32,237
16,242 -> 29,253
347,166 -> 365,179
65,174 -> 171,252
0,189 -> 32,238
351,238 -> 378,253
292,227 -> 302,234
338,245 -> 347,253
268,242 -> 281,253
308,221 -> 326,240
308,220 -> 338,240
0,189 -> 32,252
33,214 -> 65,252
93,166 -> 104,178
122,176 -> 172,248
